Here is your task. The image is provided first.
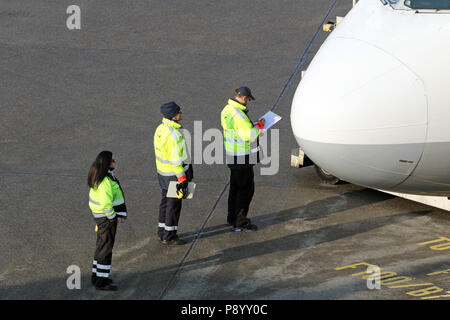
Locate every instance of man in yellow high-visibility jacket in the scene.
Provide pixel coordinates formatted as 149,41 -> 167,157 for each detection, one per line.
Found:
154,101 -> 192,245
221,87 -> 265,232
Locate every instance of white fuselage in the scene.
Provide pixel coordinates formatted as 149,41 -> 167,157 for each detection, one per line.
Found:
291,0 -> 450,196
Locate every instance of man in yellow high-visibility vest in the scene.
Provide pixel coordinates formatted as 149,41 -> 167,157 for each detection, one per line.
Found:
221,87 -> 265,232
154,101 -> 192,245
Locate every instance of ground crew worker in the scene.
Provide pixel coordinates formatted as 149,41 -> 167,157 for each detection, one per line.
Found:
88,150 -> 127,291
154,101 -> 193,245
221,87 -> 265,232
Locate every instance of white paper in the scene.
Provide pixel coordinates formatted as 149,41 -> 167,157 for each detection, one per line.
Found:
167,181 -> 196,199
258,111 -> 282,131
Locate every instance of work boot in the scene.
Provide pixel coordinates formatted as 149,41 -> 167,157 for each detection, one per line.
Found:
160,237 -> 187,246
235,211 -> 250,226
92,274 -> 114,285
232,219 -> 258,232
232,224 -> 258,232
94,278 -> 118,291
95,283 -> 118,291
243,222 -> 258,232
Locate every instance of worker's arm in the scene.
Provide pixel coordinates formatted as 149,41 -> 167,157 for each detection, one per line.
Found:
166,135 -> 188,182
233,114 -> 264,143
112,181 -> 127,219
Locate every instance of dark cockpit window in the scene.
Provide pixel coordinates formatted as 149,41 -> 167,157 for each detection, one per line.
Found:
404,0 -> 450,9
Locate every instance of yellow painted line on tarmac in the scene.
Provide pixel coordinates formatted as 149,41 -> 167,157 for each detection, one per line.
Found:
335,261 -> 449,300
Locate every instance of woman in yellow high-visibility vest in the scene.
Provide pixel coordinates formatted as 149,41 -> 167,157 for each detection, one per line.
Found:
88,150 -> 127,291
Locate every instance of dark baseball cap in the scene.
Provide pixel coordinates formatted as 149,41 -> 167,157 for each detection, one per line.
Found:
236,86 -> 255,100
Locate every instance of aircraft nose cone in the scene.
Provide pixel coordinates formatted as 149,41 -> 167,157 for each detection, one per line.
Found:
291,37 -> 427,189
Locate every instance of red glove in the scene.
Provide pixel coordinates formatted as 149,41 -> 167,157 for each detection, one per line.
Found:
177,174 -> 187,183
255,121 -> 264,131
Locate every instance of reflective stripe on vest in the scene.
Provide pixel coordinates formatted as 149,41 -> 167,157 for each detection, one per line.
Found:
89,176 -> 124,219
221,100 -> 260,157
154,118 -> 188,177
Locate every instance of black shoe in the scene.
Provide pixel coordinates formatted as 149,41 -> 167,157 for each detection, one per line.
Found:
244,223 -> 258,232
160,238 -> 187,245
95,283 -> 118,291
92,275 -> 114,285
233,222 -> 258,232
235,216 -> 251,227
94,277 -> 116,290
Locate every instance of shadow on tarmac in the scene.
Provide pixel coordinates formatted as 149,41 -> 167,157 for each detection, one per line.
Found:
179,188 -> 397,242
157,210 -> 431,277
0,188 -> 431,299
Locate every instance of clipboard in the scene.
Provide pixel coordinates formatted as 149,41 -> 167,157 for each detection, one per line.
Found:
167,181 -> 196,199
258,110 -> 282,131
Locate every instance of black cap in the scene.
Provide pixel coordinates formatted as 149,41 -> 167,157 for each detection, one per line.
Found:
160,101 -> 181,119
236,86 -> 255,100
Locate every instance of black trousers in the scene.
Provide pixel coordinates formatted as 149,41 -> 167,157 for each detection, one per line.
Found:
92,217 -> 117,284
158,189 -> 182,241
227,166 -> 255,227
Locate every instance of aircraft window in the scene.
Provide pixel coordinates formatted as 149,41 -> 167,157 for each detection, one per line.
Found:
404,0 -> 450,9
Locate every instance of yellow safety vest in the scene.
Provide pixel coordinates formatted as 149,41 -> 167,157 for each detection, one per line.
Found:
89,175 -> 125,219
221,99 -> 260,162
154,118 -> 189,179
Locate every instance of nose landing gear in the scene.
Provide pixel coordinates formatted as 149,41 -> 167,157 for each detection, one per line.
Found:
314,164 -> 340,185
291,147 -> 341,185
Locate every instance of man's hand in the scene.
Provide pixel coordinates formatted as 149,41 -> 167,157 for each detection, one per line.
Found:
176,180 -> 189,199
255,118 -> 266,131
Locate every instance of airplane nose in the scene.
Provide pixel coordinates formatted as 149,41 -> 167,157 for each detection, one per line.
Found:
291,37 -> 428,189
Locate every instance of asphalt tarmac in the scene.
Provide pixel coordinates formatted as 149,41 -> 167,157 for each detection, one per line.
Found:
0,0 -> 449,301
